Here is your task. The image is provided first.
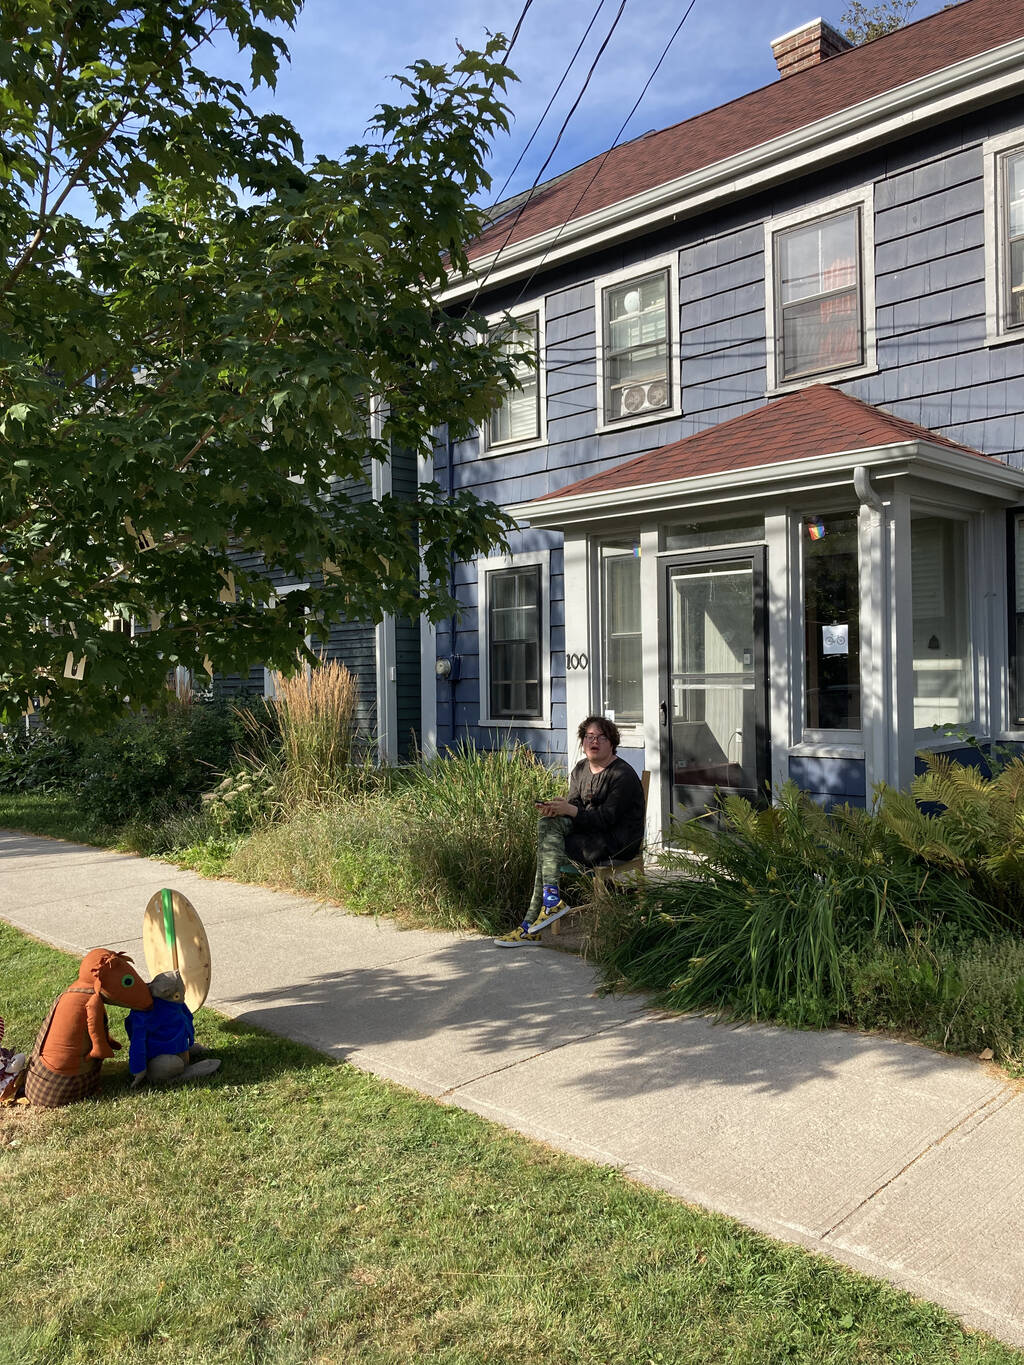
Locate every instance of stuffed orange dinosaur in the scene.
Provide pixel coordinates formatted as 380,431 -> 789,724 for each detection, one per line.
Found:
24,949 -> 153,1108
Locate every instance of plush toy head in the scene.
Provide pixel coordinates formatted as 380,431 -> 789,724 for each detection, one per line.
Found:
77,949 -> 153,1010
149,971 -> 185,1003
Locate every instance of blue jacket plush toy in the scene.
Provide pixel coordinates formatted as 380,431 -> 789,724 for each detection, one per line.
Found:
123,970 -> 219,1086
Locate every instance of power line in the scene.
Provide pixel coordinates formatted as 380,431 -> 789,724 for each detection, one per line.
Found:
511,0 -> 700,310
467,0 -> 629,309
488,0 -> 614,220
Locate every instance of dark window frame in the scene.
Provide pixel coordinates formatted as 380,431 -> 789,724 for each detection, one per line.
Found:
486,563 -> 543,721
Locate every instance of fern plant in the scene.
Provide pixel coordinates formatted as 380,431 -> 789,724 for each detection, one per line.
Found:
878,753 -> 1024,915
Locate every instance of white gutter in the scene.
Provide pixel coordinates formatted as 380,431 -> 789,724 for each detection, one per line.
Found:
509,441 -> 1024,528
444,35 -> 1024,304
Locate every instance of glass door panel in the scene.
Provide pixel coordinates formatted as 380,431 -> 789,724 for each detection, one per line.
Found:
662,553 -> 768,822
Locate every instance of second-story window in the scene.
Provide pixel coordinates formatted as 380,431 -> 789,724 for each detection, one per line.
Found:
602,269 -> 671,422
774,208 -> 863,383
1000,149 -> 1024,331
488,311 -> 540,448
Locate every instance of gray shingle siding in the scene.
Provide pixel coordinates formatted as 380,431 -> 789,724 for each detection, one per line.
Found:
433,97 -> 1024,788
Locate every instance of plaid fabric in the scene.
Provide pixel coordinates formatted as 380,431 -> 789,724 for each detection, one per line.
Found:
24,990 -> 103,1109
24,1055 -> 102,1108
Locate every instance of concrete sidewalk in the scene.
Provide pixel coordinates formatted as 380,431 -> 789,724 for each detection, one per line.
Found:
2,827 -> 1023,1349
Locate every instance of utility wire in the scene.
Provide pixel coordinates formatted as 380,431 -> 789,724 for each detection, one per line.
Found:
467,0 -> 629,309
511,0 -> 700,309
488,0 -> 613,223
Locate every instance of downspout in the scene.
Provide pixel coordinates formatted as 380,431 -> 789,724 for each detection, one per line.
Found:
854,466 -> 889,791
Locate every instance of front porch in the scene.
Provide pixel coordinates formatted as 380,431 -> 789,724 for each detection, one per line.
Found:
511,385 -> 1024,846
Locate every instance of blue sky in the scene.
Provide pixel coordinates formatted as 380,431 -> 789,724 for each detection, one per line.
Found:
210,0 -> 951,204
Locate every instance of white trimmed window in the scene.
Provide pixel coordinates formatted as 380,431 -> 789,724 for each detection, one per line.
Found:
597,256 -> 679,429
477,552 -> 550,727
765,187 -> 875,391
599,540 -> 642,726
984,132 -> 1024,343
486,307 -> 543,451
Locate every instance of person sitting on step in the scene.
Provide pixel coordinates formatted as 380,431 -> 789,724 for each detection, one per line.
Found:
494,714 -> 646,946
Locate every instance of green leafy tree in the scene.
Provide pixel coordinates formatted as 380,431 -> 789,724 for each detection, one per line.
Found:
1,2 -> 521,726
839,0 -> 917,43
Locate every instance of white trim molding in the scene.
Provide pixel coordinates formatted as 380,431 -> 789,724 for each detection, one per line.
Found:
443,36 -> 1024,304
476,549 -> 552,730
983,127 -> 1024,347
764,184 -> 877,394
481,298 -> 548,457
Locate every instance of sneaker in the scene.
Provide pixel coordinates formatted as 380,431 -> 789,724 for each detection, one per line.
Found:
526,899 -> 572,933
493,923 -> 541,947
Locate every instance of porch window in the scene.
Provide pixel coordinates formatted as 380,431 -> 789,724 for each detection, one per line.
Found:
911,517 -> 971,729
1000,149 -> 1024,332
488,312 -> 541,448
600,541 -> 642,725
803,514 -> 861,731
487,564 -> 542,719
602,269 -> 671,422
775,209 -> 862,382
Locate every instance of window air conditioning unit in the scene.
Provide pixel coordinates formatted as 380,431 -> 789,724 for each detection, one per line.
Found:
614,378 -> 668,419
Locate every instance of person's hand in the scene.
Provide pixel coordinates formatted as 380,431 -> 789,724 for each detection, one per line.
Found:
538,798 -> 577,818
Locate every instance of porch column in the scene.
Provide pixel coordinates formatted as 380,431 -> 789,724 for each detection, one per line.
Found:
856,467 -> 894,793
562,531 -> 593,769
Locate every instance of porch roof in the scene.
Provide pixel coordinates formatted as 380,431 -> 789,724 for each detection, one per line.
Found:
510,385 -> 1024,529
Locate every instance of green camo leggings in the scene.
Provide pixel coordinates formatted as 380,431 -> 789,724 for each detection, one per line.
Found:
525,815 -> 574,924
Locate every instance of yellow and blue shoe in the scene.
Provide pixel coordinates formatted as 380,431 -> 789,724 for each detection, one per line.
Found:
526,899 -> 572,933
493,922 -> 541,947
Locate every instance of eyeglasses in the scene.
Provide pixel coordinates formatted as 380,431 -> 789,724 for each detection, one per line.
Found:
583,732 -> 609,742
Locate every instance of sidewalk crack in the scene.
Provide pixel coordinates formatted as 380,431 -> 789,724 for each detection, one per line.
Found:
821,1084 -> 1016,1240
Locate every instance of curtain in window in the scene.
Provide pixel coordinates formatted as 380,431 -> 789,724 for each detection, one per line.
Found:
778,210 -> 861,381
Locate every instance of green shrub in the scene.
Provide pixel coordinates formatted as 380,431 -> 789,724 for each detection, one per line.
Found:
0,727 -> 82,793
74,701 -> 242,824
228,742 -> 562,934
599,783 -> 1007,1028
878,752 -> 1024,917
849,936 -> 1024,1068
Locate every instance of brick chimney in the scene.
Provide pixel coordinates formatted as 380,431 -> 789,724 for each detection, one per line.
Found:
771,18 -> 853,77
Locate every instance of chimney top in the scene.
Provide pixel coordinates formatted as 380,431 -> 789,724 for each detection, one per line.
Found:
771,17 -> 853,78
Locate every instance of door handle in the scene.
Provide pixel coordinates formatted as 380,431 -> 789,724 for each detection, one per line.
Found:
660,700 -> 668,725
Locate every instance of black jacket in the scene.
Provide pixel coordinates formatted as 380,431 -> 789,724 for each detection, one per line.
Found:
564,756 -> 645,866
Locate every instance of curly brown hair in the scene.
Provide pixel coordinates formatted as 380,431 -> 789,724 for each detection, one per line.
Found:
576,714 -> 620,752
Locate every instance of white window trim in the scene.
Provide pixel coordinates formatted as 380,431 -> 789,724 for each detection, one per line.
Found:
263,580 -> 312,698
594,537 -> 644,734
983,128 -> 1024,347
480,299 -> 546,457
477,550 -> 551,729
764,184 -> 877,394
595,253 -> 681,433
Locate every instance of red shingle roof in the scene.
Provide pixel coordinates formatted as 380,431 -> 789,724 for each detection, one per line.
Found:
530,386 -> 985,503
470,0 -> 1024,261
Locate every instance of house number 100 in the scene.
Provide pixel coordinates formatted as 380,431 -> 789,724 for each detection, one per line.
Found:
566,653 -> 589,671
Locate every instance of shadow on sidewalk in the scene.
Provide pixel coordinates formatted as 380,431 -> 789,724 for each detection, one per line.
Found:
215,939 -> 981,1102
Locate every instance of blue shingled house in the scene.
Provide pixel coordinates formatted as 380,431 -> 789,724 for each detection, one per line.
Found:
427,0 -> 1024,844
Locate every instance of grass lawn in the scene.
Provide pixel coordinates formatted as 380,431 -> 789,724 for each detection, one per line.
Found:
1,923 -> 1021,1365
